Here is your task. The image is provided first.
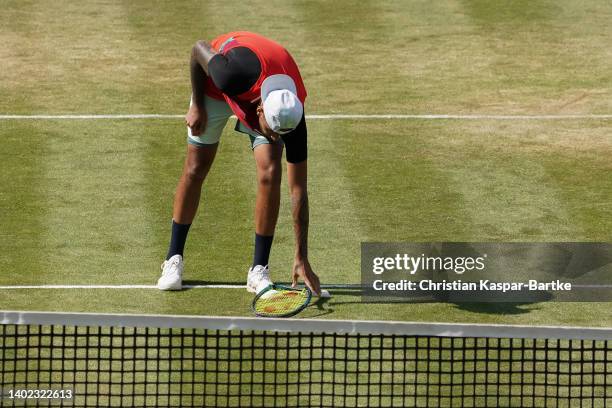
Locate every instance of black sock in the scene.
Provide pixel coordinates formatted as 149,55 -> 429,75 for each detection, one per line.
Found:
252,234 -> 274,267
166,221 -> 191,260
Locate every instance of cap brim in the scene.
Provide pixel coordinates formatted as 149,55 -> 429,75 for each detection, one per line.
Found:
261,74 -> 298,102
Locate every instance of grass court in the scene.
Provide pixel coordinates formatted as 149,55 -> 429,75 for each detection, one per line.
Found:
0,0 -> 611,326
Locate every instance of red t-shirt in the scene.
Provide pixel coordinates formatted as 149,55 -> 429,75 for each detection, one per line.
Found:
205,31 -> 307,133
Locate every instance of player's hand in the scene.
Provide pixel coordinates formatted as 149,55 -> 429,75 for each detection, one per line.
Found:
185,105 -> 207,136
291,258 -> 321,296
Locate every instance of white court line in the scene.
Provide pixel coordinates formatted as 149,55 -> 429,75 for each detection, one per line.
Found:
1,114 -> 612,120
0,114 -> 183,119
307,114 -> 612,120
0,284 -> 334,298
0,284 -> 242,289
0,284 -> 610,289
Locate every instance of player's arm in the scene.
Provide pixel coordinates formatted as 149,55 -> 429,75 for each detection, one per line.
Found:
186,41 -> 218,135
287,159 -> 321,295
190,41 -> 217,104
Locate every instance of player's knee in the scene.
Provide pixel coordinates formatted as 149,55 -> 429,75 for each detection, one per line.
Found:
257,163 -> 281,187
185,162 -> 209,183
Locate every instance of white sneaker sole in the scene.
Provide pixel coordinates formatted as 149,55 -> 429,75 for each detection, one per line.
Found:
246,280 -> 274,294
157,280 -> 182,291
246,281 -> 258,294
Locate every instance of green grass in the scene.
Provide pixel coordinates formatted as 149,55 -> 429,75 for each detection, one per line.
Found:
1,119 -> 610,327
0,0 -> 611,327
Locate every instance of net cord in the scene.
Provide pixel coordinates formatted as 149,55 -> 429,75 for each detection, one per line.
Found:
1,311 -> 610,340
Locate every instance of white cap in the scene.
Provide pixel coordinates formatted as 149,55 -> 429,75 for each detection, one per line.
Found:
261,74 -> 303,134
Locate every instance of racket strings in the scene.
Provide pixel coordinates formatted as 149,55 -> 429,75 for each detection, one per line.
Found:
253,287 -> 310,317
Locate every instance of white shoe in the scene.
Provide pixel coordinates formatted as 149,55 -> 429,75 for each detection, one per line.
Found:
158,254 -> 183,290
247,265 -> 273,294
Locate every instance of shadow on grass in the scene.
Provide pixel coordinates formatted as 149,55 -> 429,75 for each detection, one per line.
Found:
304,296 -> 335,318
298,286 -> 365,318
181,282 -> 550,317
182,280 -> 243,287
448,291 -> 552,315
181,281 -> 366,294
181,280 -> 344,318
319,289 -> 551,316
451,302 -> 541,315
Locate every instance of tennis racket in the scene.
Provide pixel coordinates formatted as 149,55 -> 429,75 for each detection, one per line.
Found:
251,284 -> 312,318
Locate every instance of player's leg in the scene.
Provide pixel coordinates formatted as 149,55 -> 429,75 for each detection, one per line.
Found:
246,139 -> 284,293
253,142 -> 283,241
158,95 -> 232,290
172,144 -> 218,225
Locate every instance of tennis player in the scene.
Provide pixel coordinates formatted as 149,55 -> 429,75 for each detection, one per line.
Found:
157,31 -> 321,296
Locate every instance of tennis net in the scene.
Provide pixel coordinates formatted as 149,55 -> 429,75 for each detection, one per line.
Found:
1,311 -> 610,407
